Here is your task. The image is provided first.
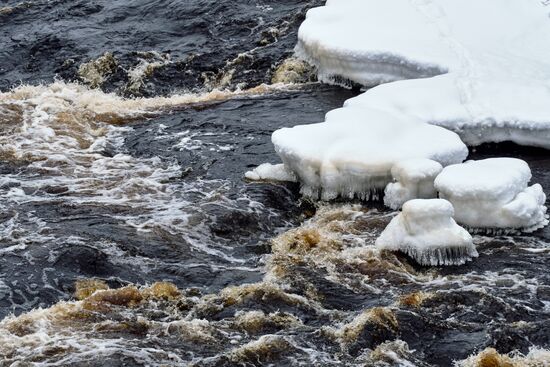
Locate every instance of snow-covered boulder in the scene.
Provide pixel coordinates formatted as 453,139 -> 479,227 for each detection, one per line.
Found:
295,0 -> 550,148
434,158 -> 548,233
272,108 -> 467,200
245,163 -> 296,182
384,159 -> 443,210
376,199 -> 477,266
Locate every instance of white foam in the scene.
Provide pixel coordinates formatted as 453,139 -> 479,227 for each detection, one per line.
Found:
434,158 -> 549,233
0,81 -> 287,265
384,159 -> 443,210
376,199 -> 477,266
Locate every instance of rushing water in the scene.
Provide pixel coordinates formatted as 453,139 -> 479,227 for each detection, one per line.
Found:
1,1 -> 550,366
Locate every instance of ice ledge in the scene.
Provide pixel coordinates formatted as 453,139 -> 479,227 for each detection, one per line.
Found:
267,0 -> 550,204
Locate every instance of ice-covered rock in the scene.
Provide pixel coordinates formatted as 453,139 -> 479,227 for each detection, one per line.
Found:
272,108 -> 467,200
434,158 -> 549,233
295,0 -> 550,148
245,163 -> 296,182
384,159 -> 443,210
376,199 -> 477,266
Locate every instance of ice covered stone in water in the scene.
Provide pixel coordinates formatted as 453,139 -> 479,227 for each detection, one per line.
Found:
434,158 -> 549,233
245,163 -> 296,182
272,108 -> 467,200
376,199 -> 477,266
295,0 -> 550,148
384,159 -> 443,210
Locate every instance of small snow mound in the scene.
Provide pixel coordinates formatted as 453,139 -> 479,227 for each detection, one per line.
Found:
434,158 -> 549,233
245,163 -> 297,182
384,159 -> 443,210
376,199 -> 477,266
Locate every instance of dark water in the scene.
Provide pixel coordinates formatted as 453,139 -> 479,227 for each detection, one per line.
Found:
0,0 -> 319,95
0,86 -> 354,316
1,1 -> 550,366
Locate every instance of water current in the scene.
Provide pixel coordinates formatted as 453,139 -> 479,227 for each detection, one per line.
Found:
1,1 -> 549,366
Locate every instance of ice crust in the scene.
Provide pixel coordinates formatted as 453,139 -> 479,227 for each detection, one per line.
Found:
376,199 -> 477,266
273,108 -> 467,200
245,163 -> 297,182
384,159 -> 443,210
295,0 -> 550,147
434,158 -> 549,233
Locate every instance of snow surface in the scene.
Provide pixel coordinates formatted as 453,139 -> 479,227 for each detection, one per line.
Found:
434,158 -> 549,232
273,108 -> 467,200
295,0 -> 550,147
376,199 -> 477,266
244,163 -> 296,182
384,159 -> 443,210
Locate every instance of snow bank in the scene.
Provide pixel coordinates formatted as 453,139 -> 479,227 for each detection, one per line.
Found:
245,163 -> 296,182
376,199 -> 477,266
384,159 -> 442,210
272,108 -> 467,200
434,158 -> 548,233
295,0 -> 550,148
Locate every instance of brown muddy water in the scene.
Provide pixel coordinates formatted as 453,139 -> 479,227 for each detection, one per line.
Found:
1,1 -> 550,366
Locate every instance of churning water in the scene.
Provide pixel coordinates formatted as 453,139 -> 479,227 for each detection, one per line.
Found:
1,1 -> 549,366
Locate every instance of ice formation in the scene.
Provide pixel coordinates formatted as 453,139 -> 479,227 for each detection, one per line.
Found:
272,108 -> 467,200
376,199 -> 477,266
384,159 -> 443,210
272,0 -> 550,199
295,0 -> 550,148
434,158 -> 549,233
245,163 -> 296,182
271,0 -> 550,198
